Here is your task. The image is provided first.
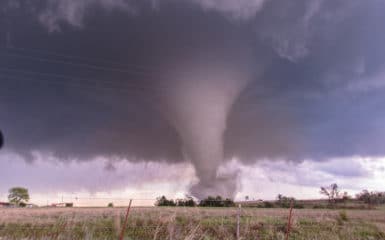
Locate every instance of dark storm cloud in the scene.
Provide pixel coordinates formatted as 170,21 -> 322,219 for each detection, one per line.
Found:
1,0 -> 385,197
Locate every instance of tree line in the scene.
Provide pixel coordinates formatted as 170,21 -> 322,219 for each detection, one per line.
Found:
320,183 -> 385,206
4,184 -> 385,209
356,190 -> 385,205
155,195 -> 235,207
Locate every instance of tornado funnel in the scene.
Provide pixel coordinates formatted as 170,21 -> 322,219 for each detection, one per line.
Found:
158,49 -> 257,199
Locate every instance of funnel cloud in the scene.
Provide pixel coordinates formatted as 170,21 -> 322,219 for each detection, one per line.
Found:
157,46 -> 259,198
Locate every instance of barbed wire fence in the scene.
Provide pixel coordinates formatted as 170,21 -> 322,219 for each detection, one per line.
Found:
0,197 -> 299,240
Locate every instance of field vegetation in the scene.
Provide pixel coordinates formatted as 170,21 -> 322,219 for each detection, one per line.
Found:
1,185 -> 385,239
0,206 -> 384,240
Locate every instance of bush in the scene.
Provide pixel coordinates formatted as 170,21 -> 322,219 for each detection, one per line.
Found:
155,196 -> 176,206
176,197 -> 196,207
263,201 -> 275,208
336,210 -> 349,225
313,205 -> 326,209
294,203 -> 305,209
339,210 -> 348,221
276,194 -> 301,208
199,196 -> 235,207
108,202 -> 114,208
356,190 -> 385,205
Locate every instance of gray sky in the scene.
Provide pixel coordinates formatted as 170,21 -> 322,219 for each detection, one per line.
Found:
1,0 -> 385,203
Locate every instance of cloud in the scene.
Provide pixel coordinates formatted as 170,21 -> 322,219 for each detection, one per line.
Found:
0,151 -> 195,195
2,0 -> 385,197
346,69 -> 385,93
5,0 -> 269,32
191,0 -> 266,20
38,0 -> 135,32
2,154 -> 383,204
245,157 -> 378,191
254,0 -> 363,62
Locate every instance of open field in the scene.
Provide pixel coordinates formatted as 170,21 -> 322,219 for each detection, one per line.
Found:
1,207 -> 385,240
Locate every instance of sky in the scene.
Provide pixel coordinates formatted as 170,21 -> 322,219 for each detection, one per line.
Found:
1,0 -> 385,206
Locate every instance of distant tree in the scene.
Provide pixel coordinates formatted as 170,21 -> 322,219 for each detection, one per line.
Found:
108,202 -> 114,208
356,190 -> 385,207
8,187 -> 30,207
275,194 -> 304,208
199,196 -> 235,207
341,192 -> 351,203
276,194 -> 293,208
245,196 -> 249,201
176,197 -> 196,207
155,196 -> 176,206
320,183 -> 340,205
277,194 -> 283,202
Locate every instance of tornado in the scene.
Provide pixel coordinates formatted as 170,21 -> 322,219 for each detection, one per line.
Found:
158,48 -> 257,199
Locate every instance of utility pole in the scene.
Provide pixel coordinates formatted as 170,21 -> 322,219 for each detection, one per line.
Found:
0,130 -> 3,149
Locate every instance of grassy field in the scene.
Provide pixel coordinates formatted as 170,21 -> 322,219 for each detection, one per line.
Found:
0,207 -> 385,240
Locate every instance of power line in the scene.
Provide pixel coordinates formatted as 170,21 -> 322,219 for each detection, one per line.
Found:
0,74 -> 165,109
4,46 -> 161,72
0,66 -> 177,92
0,67 -> 158,91
0,73 -> 152,94
0,46 -> 198,78
0,52 -> 160,76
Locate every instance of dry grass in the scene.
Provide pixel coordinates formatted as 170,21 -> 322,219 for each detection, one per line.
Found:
0,207 -> 384,239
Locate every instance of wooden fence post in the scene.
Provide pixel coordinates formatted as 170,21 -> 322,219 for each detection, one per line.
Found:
119,199 -> 133,240
285,200 -> 294,240
236,204 -> 241,240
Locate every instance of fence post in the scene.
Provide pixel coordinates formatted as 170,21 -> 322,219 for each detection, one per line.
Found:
119,199 -> 133,240
285,200 -> 294,240
236,204 -> 241,240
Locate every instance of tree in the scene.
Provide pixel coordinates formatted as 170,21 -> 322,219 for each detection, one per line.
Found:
176,197 -> 196,207
341,192 -> 351,203
108,202 -> 114,208
320,183 -> 340,205
199,196 -> 235,207
8,187 -> 30,206
276,194 -> 294,208
275,194 -> 303,208
155,196 -> 176,206
356,190 -> 385,207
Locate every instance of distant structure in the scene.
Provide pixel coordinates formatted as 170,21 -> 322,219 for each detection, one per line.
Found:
26,203 -> 39,208
50,202 -> 73,207
0,202 -> 14,208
